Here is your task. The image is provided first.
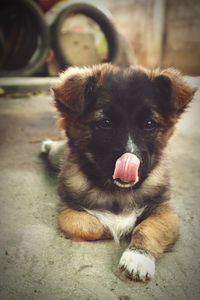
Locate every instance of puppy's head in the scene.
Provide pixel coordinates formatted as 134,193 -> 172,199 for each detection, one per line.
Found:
53,64 -> 196,189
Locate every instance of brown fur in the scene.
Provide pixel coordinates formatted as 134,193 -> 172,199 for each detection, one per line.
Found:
59,206 -> 111,241
130,204 -> 179,259
59,202 -> 178,257
158,68 -> 196,112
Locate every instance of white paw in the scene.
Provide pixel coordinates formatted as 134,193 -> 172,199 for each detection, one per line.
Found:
119,249 -> 155,281
41,139 -> 53,153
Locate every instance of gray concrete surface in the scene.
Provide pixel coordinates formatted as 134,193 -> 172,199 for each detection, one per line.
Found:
0,78 -> 200,300
0,77 -> 59,94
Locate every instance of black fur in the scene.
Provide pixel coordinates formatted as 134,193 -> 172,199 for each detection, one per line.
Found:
69,70 -> 167,186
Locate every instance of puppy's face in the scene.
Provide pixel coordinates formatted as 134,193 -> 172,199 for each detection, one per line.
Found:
53,64 -> 196,189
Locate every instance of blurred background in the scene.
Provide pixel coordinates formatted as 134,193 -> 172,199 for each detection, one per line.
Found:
0,0 -> 200,77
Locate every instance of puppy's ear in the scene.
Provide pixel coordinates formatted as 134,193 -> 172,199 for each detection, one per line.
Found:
154,68 -> 197,115
52,66 -> 97,115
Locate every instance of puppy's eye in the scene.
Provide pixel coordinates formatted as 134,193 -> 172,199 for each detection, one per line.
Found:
143,119 -> 158,131
97,119 -> 112,130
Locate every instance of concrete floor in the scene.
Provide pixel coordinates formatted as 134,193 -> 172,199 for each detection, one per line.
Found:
0,78 -> 200,300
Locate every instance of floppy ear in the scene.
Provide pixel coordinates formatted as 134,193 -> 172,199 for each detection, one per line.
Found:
52,66 -> 96,115
154,68 -> 197,115
52,66 -> 101,130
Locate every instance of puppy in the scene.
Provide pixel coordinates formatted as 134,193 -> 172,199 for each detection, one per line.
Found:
42,63 -> 196,281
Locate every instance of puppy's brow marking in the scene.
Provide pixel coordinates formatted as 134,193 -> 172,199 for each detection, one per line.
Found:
94,109 -> 104,120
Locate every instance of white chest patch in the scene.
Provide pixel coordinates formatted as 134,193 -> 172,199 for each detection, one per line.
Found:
86,209 -> 143,243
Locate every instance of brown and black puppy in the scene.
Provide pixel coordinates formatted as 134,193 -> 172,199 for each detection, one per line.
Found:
42,63 -> 196,281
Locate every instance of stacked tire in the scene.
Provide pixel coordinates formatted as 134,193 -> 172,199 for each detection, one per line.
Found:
0,0 -> 50,76
50,1 -> 119,69
0,0 -> 130,76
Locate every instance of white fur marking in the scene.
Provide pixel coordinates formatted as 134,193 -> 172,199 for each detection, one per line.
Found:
86,210 -> 140,243
119,249 -> 155,281
41,139 -> 53,153
126,134 -> 135,153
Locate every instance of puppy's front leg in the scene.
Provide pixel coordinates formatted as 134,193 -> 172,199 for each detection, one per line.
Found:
119,204 -> 179,281
59,206 -> 112,241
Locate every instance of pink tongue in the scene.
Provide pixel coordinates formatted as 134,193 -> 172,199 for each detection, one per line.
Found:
113,153 -> 140,183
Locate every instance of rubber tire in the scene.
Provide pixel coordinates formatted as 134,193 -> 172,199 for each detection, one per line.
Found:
2,6 -> 38,69
0,0 -> 50,77
51,1 -> 119,69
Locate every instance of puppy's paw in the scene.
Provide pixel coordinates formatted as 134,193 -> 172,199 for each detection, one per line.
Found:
119,248 -> 155,281
41,139 -> 53,153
